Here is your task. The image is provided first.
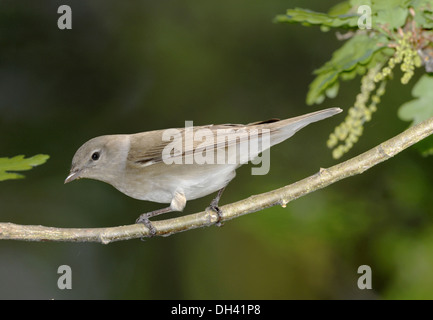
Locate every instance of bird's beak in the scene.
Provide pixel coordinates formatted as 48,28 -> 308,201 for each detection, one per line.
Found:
64,169 -> 81,184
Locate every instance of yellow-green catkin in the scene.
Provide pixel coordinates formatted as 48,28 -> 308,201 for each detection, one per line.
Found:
327,63 -> 385,159
374,31 -> 421,84
328,31 -> 422,160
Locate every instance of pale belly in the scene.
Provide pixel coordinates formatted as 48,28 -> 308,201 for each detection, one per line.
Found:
114,163 -> 238,204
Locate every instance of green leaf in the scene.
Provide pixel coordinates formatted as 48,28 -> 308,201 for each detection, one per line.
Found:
369,0 -> 410,30
307,34 -> 389,105
0,154 -> 50,181
399,74 -> 433,124
375,6 -> 409,29
274,7 -> 359,29
398,74 -> 433,156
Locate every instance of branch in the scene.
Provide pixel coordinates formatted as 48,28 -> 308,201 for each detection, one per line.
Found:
1,117 -> 433,243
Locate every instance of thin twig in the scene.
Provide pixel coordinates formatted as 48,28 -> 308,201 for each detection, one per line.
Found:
1,117 -> 432,243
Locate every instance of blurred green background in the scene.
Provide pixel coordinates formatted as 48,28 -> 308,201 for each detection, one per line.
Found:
1,0 -> 432,299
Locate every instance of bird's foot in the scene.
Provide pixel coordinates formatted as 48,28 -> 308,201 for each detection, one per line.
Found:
135,206 -> 173,239
208,187 -> 226,227
208,202 -> 223,227
136,214 -> 157,238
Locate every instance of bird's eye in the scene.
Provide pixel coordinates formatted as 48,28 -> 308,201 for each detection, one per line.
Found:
91,152 -> 100,161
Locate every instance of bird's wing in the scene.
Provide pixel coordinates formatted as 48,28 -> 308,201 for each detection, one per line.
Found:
127,124 -> 269,167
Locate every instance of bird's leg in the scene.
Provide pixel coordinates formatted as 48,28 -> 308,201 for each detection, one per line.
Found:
136,191 -> 186,237
136,206 -> 172,237
208,187 -> 226,226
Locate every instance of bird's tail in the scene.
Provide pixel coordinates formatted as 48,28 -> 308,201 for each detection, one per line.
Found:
256,107 -> 342,146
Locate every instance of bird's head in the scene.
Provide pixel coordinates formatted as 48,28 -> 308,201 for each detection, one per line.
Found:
65,135 -> 129,184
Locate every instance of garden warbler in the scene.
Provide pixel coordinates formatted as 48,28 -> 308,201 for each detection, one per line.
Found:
65,107 -> 341,235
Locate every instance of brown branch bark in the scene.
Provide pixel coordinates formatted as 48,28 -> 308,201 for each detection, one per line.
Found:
1,117 -> 433,243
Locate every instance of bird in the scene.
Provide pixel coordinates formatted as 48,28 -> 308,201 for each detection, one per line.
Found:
65,107 -> 342,235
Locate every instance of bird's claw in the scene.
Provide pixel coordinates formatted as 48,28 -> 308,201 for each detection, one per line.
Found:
208,204 -> 223,227
136,215 -> 157,238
